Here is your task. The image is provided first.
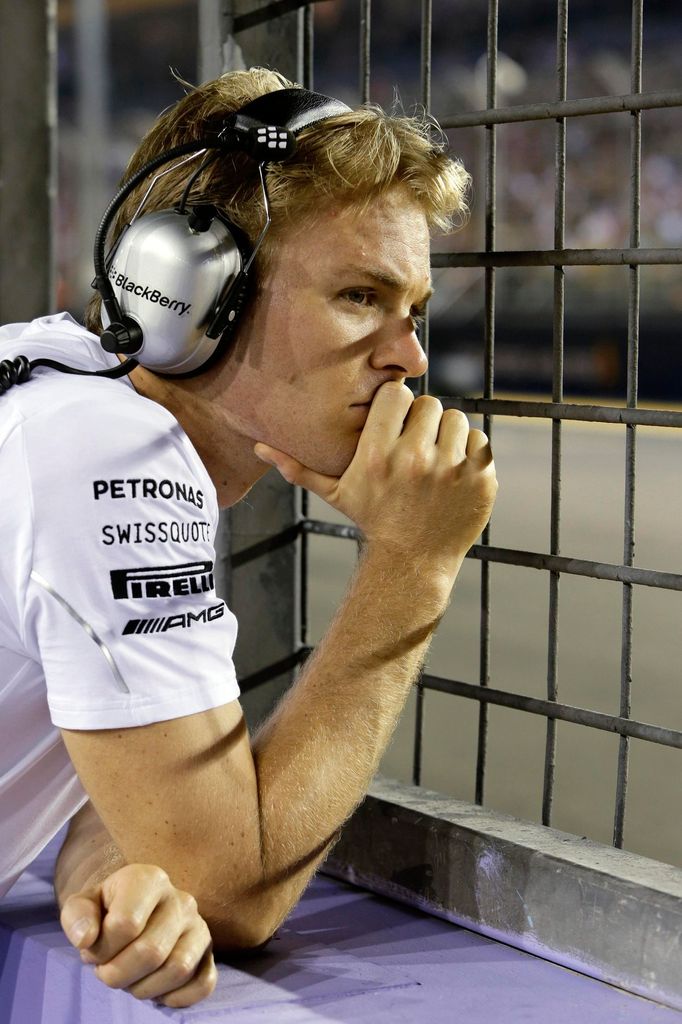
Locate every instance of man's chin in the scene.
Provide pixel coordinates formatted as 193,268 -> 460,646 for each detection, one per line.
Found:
298,438 -> 358,480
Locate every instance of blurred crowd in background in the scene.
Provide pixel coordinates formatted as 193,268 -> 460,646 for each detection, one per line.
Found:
56,0 -> 681,399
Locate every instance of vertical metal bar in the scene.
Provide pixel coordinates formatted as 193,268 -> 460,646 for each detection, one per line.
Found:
220,1 -> 300,731
542,0 -> 568,827
475,0 -> 498,806
614,0 -> 643,849
298,3 -> 311,652
299,489 -> 309,649
297,4 -> 314,89
359,0 -> 371,104
75,0 -> 110,300
199,0 -> 230,80
412,0 -> 433,787
420,0 -> 432,114
230,0 -> 299,82
0,0 -> 56,321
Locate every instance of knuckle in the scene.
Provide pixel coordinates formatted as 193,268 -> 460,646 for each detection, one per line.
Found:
136,939 -> 168,968
148,865 -> 170,887
379,381 -> 414,406
96,963 -> 124,989
167,950 -> 197,982
414,394 -> 442,413
382,380 -> 410,395
179,891 -> 199,916
121,863 -> 170,893
400,446 -> 432,475
445,408 -> 469,427
199,963 -> 218,997
104,913 -> 142,943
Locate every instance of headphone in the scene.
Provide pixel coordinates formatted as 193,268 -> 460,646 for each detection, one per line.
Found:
0,87 -> 350,394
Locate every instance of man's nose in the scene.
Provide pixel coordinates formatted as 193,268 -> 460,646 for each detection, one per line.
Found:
370,318 -> 429,380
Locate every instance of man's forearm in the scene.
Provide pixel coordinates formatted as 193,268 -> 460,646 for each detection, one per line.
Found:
246,545 -> 457,931
54,548 -> 455,938
54,801 -> 127,910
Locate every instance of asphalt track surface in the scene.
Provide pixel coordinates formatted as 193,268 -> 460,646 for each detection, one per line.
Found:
307,414 -> 682,868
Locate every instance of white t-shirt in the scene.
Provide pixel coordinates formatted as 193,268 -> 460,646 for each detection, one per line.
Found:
0,313 -> 240,898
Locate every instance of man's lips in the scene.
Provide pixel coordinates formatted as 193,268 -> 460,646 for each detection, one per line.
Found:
351,390 -> 380,406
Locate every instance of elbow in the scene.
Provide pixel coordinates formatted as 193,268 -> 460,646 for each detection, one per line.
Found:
209,915 -> 276,957
203,895 -> 281,956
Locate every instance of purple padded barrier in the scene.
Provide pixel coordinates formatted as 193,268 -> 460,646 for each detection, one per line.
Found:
1,827 -> 681,1023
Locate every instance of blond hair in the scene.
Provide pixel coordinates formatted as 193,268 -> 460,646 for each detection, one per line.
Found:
84,68 -> 470,333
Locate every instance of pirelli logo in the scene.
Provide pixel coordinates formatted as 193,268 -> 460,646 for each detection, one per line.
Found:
110,560 -> 214,600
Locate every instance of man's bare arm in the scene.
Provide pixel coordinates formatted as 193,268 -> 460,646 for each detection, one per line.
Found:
59,385 -> 497,952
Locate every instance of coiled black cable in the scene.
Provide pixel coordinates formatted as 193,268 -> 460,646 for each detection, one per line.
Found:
0,356 -> 31,394
0,355 -> 138,396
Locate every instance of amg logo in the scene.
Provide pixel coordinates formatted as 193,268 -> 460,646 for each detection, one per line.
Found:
123,601 -> 225,634
111,560 -> 214,600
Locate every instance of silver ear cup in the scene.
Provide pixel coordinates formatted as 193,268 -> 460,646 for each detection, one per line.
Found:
103,209 -> 243,374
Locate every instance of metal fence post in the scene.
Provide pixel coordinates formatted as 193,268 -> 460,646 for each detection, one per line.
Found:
202,0 -> 302,728
0,0 -> 56,322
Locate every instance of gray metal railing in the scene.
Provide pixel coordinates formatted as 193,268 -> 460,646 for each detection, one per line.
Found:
225,0 -> 681,859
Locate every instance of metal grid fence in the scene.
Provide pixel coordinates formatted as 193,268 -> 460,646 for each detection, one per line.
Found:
233,0 -> 682,853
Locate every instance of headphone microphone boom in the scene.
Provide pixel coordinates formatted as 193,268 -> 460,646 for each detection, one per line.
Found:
0,87 -> 350,395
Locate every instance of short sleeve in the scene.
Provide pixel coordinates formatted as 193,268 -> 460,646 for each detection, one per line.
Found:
19,381 -> 240,730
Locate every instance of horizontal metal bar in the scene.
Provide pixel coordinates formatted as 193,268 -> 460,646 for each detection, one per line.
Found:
233,0 -> 329,33
301,519 -> 361,541
239,648 -> 308,692
230,524 -> 299,568
431,248 -> 680,268
440,89 -> 682,129
442,397 -> 682,429
468,543 -> 682,590
234,522 -> 682,591
243,649 -> 682,745
232,520 -> 357,569
299,520 -> 682,591
421,674 -> 682,748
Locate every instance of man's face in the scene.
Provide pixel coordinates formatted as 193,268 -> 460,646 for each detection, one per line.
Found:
218,186 -> 432,478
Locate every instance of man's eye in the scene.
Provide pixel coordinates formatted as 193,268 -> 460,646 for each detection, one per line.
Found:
344,289 -> 373,306
411,307 -> 427,327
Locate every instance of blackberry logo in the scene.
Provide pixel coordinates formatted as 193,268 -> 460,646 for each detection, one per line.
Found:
123,601 -> 225,634
111,560 -> 214,600
109,267 -> 191,316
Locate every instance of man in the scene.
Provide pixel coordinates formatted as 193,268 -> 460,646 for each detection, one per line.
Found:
0,68 -> 497,1008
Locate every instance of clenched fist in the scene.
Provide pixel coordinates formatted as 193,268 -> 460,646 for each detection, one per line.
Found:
61,863 -> 216,1008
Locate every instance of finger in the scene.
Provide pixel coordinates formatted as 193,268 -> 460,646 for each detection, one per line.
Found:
154,948 -> 218,1009
254,443 -> 340,501
357,380 -> 415,448
61,894 -> 101,950
125,931 -> 215,1004
399,395 -> 444,447
90,898 -> 183,989
84,865 -> 169,964
435,408 -> 470,464
465,428 -> 494,467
